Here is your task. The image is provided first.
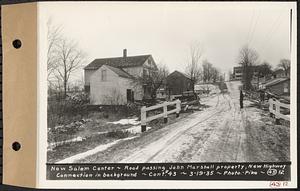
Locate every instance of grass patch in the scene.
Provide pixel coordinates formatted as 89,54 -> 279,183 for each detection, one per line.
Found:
47,131 -> 133,163
77,111 -> 193,163
107,130 -> 130,139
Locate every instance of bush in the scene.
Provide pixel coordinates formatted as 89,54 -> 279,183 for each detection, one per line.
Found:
48,91 -> 90,129
97,104 -> 141,118
106,130 -> 130,139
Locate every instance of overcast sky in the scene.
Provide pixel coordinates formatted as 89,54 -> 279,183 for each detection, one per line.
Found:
40,2 -> 294,82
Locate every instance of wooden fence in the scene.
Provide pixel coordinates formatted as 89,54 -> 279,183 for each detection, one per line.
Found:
141,100 -> 181,132
269,98 -> 290,123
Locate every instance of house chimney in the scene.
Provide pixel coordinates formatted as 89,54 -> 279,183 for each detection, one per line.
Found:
123,49 -> 127,58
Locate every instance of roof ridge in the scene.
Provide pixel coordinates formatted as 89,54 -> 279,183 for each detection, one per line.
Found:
94,54 -> 151,60
264,77 -> 289,86
170,70 -> 191,79
103,64 -> 134,79
84,54 -> 152,70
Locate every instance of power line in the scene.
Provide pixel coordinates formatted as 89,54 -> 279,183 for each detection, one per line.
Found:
248,9 -> 260,47
246,9 -> 255,44
289,9 -> 292,54
259,11 -> 284,54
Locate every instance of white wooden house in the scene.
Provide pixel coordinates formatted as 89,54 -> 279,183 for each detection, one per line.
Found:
84,49 -> 158,105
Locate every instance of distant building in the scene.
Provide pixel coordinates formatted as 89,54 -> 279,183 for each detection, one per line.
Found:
232,65 -> 262,81
262,78 -> 290,96
232,66 -> 243,80
156,88 -> 167,99
272,68 -> 290,78
194,84 -> 220,94
166,71 -> 193,96
256,74 -> 273,89
84,49 -> 158,105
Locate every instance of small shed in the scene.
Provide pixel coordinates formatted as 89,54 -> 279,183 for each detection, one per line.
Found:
263,78 -> 290,96
166,71 -> 193,96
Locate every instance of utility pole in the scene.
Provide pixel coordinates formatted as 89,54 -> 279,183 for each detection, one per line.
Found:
290,9 -> 292,54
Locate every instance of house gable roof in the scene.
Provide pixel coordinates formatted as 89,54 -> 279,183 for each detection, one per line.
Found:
84,55 -> 152,70
264,77 -> 289,87
273,68 -> 287,75
101,65 -> 133,79
167,70 -> 191,80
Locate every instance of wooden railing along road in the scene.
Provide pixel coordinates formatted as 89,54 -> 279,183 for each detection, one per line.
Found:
141,100 -> 181,132
269,98 -> 290,123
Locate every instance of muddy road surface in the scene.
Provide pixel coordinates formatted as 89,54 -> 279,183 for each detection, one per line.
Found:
79,81 -> 289,163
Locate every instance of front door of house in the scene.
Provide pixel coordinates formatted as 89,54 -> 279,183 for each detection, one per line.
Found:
127,89 -> 134,103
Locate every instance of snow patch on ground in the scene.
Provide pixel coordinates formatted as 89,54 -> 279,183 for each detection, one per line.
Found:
48,136 -> 86,151
107,118 -> 140,125
126,126 -> 152,134
56,136 -> 138,163
96,131 -> 108,135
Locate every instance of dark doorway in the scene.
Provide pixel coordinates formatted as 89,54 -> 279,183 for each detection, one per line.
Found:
127,89 -> 134,102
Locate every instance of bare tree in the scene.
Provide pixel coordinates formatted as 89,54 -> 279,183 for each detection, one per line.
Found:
219,74 -> 225,82
202,60 -> 213,83
238,45 -> 259,90
211,67 -> 220,83
53,39 -> 85,97
47,19 -> 62,81
257,62 -> 272,78
131,63 -> 169,102
278,59 -> 290,76
228,70 -> 233,81
185,42 -> 203,92
47,20 -> 86,98
201,59 -> 221,83
256,62 -> 272,88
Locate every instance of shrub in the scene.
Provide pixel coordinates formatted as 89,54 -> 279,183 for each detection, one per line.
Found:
106,130 -> 130,139
48,91 -> 90,129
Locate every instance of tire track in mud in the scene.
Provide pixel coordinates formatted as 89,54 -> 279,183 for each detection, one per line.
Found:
217,94 -> 242,161
187,81 -> 247,162
185,89 -> 246,162
145,95 -> 230,162
223,84 -> 247,161
178,96 -> 232,162
233,111 -> 245,161
215,94 -> 220,107
146,108 -> 227,162
195,93 -> 236,162
122,82 -> 248,163
120,94 -> 228,163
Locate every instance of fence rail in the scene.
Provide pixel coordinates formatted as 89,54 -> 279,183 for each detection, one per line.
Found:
141,99 -> 181,132
269,98 -> 290,122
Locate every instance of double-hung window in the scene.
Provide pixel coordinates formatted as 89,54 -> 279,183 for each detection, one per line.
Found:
101,69 -> 107,81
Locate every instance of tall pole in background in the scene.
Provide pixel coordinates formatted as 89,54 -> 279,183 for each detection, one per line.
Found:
290,9 -> 292,54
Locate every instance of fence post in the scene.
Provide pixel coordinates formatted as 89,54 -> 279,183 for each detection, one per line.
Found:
163,104 -> 168,123
269,99 -> 273,117
176,99 -> 180,118
275,100 -> 281,125
141,106 -> 147,132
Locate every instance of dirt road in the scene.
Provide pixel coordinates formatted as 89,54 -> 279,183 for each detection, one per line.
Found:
79,81 -> 289,163
120,81 -> 247,162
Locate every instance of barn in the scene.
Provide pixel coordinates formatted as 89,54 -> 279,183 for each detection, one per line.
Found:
166,71 -> 193,96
